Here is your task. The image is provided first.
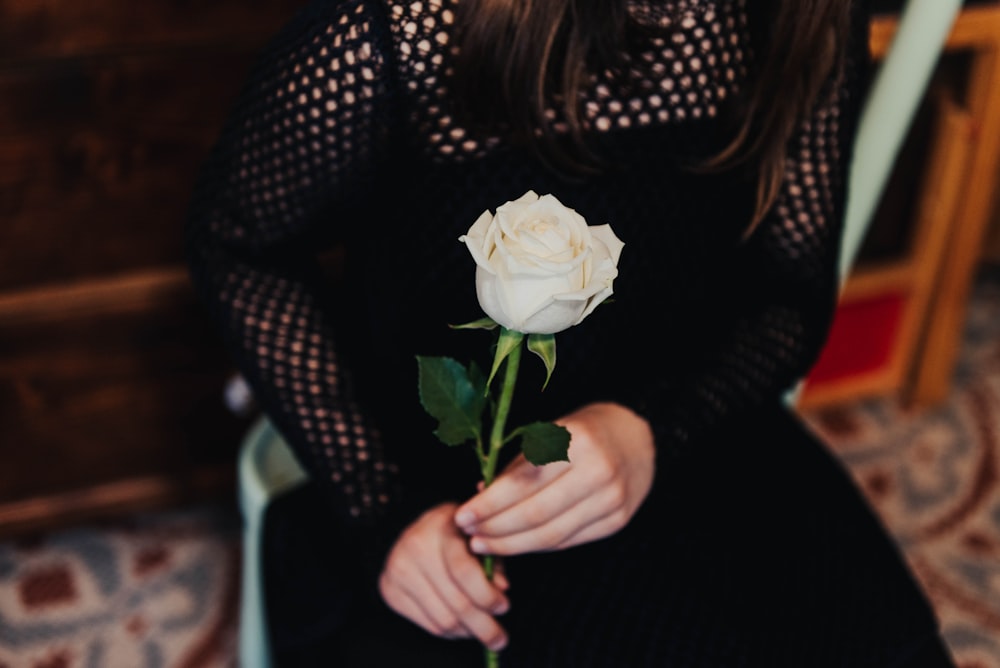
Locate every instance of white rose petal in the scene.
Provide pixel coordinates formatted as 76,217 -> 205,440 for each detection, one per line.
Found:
459,191 -> 625,334
460,210 -> 498,274
590,224 -> 626,265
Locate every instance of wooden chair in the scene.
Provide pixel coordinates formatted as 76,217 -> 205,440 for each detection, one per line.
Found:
798,1 -> 1000,409
236,412 -> 307,668
234,1 -> 965,665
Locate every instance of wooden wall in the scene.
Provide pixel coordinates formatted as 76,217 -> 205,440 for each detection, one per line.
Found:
0,0 -> 309,538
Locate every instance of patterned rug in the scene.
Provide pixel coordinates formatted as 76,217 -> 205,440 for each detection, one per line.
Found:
0,510 -> 241,668
0,265 -> 998,668
801,264 -> 1000,668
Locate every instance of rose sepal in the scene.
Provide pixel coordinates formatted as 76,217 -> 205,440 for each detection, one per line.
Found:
486,328 -> 525,391
449,317 -> 499,331
527,333 -> 556,390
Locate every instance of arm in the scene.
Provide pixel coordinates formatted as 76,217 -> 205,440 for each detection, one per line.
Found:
632,8 -> 871,463
185,0 -> 401,530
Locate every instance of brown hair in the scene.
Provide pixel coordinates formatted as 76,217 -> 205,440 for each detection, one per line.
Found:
452,0 -> 854,235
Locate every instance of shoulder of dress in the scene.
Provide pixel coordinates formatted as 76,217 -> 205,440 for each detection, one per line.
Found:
289,0 -> 399,53
297,0 -> 396,27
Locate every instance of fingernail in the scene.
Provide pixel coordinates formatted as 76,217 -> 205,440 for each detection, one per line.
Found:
470,538 -> 487,554
492,600 -> 509,615
489,636 -> 508,652
455,510 -> 476,529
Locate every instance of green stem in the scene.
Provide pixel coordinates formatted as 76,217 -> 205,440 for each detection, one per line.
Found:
484,333 -> 522,485
479,329 -> 523,668
485,645 -> 501,668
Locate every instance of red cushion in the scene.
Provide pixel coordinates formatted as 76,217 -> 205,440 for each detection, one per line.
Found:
806,290 -> 907,386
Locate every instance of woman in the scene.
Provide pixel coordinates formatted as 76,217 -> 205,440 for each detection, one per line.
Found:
185,0 -> 956,665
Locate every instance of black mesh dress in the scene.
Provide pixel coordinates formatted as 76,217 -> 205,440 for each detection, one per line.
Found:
185,0 -> 956,665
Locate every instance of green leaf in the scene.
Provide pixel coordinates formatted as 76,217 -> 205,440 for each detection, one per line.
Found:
519,422 -> 571,465
486,328 -> 524,390
467,360 -> 488,402
449,317 -> 499,331
527,333 -> 556,390
416,355 -> 486,446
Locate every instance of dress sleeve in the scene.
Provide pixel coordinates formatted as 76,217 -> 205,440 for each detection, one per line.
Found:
621,4 -> 871,461
184,0 -> 402,527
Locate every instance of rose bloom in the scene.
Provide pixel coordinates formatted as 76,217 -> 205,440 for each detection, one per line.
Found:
460,191 -> 625,334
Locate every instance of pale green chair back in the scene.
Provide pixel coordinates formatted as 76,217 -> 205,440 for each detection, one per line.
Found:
839,0 -> 964,284
236,2 -> 966,664
237,416 -> 307,668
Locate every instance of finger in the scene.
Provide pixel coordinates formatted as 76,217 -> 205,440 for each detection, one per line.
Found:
397,589 -> 460,638
469,486 -> 625,556
431,555 -> 509,650
443,539 -> 510,614
492,560 -> 510,591
554,508 -> 631,551
400,569 -> 468,638
381,570 -> 463,638
455,456 -> 570,530
467,467 -> 596,539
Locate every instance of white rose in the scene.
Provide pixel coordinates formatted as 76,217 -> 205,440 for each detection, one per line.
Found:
459,190 -> 625,334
